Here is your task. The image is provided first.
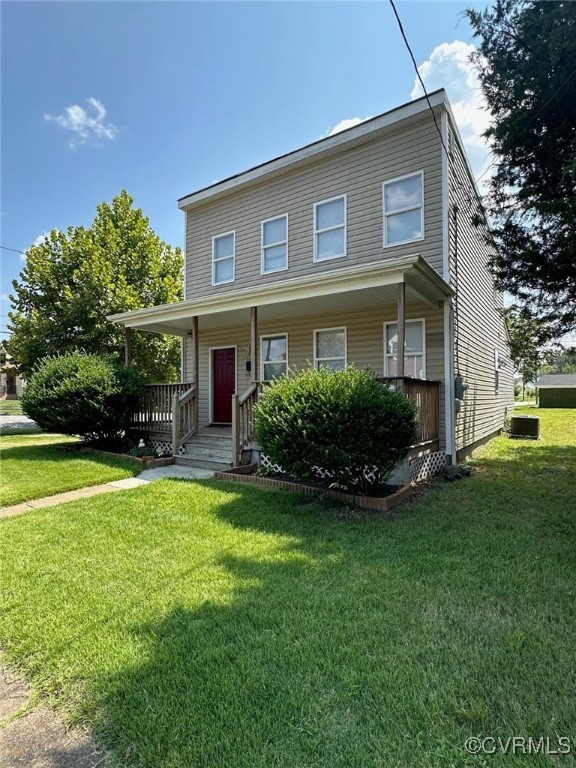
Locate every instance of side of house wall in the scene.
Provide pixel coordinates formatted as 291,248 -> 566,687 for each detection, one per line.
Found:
184,111 -> 445,299
447,119 -> 515,455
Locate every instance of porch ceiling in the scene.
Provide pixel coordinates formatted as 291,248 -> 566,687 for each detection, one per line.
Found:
107,254 -> 452,335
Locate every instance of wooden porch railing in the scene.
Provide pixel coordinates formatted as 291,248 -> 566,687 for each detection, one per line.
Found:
131,383 -> 195,434
381,377 -> 440,445
232,382 -> 262,467
171,385 -> 198,456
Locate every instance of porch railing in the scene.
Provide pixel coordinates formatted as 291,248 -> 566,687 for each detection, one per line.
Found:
172,385 -> 198,456
131,382 -> 195,433
231,382 -> 262,467
381,377 -> 440,446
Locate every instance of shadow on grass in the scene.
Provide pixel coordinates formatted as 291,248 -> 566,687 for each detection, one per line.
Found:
88,465 -> 576,768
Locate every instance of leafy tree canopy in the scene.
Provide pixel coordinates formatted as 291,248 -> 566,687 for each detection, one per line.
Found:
504,304 -> 548,383
7,191 -> 183,381
467,0 -> 576,337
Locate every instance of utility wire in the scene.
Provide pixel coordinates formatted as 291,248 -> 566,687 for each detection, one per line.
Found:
388,0 -> 451,161
0,245 -> 27,255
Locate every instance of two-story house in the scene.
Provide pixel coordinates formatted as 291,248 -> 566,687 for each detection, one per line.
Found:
109,89 -> 514,478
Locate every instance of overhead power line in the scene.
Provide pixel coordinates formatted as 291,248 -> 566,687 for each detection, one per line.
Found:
388,0 -> 450,161
0,245 -> 27,255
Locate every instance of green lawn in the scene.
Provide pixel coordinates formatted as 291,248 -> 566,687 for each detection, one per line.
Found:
0,399 -> 23,416
0,409 -> 575,767
0,433 -> 140,506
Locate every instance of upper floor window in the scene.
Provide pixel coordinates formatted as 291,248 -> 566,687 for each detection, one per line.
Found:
261,215 -> 288,274
261,334 -> 288,380
314,327 -> 347,371
314,195 -> 346,261
212,232 -> 235,285
383,172 -> 424,247
384,319 -> 426,378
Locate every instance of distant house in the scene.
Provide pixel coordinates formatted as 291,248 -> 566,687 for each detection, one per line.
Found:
109,89 -> 514,476
0,346 -> 24,400
536,374 -> 576,408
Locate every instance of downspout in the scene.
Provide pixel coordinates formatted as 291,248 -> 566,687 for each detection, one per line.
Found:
441,110 -> 457,464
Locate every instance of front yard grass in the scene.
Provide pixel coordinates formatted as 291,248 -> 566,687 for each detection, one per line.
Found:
0,399 -> 23,416
0,408 -> 575,767
0,433 -> 140,506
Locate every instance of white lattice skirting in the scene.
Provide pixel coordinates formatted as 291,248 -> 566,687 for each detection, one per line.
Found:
261,450 -> 447,484
409,451 -> 446,482
148,439 -> 173,456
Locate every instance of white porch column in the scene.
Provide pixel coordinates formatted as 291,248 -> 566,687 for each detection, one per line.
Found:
396,283 -> 405,378
191,316 -> 199,385
191,315 -> 199,430
250,306 -> 258,383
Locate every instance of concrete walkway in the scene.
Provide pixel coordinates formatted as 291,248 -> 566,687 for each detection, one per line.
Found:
0,465 -> 214,519
0,414 -> 39,432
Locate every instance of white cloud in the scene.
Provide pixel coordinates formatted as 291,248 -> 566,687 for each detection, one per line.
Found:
0,294 -> 10,303
45,98 -> 118,148
411,40 -> 492,188
327,116 -> 372,137
31,232 -> 50,248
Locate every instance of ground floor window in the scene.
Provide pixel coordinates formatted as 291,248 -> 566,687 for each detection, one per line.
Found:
314,327 -> 347,371
261,334 -> 288,380
384,319 -> 425,378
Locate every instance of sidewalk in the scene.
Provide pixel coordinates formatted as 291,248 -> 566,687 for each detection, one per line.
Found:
0,465 -> 214,519
0,656 -> 107,768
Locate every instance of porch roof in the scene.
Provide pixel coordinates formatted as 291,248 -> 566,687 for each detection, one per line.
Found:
107,254 -> 452,335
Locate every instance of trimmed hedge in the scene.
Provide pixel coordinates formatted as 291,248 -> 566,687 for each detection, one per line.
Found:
21,352 -> 146,440
253,366 -> 417,495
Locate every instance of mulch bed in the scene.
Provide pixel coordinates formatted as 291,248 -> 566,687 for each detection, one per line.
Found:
214,465 -> 412,512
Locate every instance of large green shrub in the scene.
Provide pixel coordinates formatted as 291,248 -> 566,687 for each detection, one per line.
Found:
253,366 -> 417,495
21,352 -> 146,440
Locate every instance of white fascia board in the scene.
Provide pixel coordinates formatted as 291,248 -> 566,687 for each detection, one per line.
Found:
108,254 -> 451,329
178,91 -> 447,210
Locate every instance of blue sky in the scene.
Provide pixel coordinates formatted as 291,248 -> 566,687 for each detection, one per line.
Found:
1,0 -> 488,333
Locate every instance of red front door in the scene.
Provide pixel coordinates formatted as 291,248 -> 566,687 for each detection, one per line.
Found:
212,348 -> 235,423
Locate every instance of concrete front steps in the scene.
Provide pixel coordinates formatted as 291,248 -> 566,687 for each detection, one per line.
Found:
174,430 -> 233,472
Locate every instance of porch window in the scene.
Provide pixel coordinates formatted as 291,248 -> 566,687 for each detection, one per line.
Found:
212,232 -> 235,285
383,172 -> 424,247
315,327 -> 346,371
262,215 -> 288,273
314,196 -> 346,261
261,334 -> 288,380
384,320 -> 426,378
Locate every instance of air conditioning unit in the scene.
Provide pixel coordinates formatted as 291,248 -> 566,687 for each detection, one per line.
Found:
510,415 -> 540,439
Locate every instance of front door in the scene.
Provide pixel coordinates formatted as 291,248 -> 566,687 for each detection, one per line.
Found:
212,348 -> 235,423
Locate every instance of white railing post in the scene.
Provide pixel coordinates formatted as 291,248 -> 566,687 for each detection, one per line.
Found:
172,393 -> 180,457
231,393 -> 240,467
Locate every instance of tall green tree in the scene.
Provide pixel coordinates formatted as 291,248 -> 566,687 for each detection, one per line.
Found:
504,304 -> 548,388
467,0 -> 576,337
7,191 -> 183,381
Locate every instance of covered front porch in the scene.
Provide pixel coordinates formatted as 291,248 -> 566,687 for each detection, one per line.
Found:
108,255 -> 452,467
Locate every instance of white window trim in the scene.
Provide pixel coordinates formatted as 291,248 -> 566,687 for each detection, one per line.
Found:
382,171 -> 425,248
212,230 -> 236,286
313,194 -> 347,262
383,318 -> 426,378
314,326 -> 347,369
260,333 -> 288,381
261,214 -> 289,275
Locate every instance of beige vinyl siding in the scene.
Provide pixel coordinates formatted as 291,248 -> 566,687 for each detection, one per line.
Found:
447,121 -> 515,453
184,302 -> 446,448
185,113 -> 444,299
